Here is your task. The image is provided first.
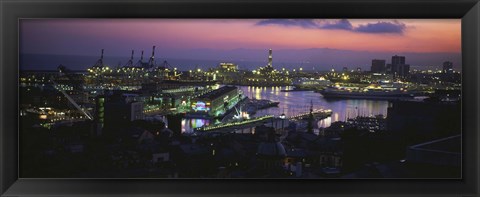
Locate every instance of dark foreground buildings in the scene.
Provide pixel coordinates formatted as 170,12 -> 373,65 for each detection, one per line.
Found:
387,99 -> 461,144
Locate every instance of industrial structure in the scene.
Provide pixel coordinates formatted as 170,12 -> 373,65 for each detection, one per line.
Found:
190,86 -> 241,117
267,48 -> 273,68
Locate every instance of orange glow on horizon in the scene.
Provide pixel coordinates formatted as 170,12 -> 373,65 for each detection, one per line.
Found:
21,19 -> 461,55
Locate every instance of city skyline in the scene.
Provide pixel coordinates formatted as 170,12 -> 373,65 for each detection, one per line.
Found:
19,19 -> 462,178
20,19 -> 461,70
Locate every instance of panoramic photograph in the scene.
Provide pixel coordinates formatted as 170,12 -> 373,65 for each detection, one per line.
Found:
19,19 -> 461,178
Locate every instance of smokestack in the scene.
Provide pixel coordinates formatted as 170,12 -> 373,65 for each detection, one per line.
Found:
131,50 -> 134,60
140,50 -> 144,61
268,49 -> 272,68
101,49 -> 104,60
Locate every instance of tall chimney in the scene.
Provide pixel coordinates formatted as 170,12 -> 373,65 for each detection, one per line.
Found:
268,49 -> 272,68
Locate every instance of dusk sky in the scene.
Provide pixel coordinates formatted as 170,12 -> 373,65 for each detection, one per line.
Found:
20,19 -> 461,70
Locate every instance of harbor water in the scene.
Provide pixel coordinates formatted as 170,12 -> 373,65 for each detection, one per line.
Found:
181,86 -> 390,133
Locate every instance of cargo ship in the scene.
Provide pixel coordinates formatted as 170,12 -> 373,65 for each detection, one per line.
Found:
319,84 -> 414,100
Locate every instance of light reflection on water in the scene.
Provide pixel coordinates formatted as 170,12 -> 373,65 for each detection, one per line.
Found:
181,118 -> 212,133
182,86 -> 389,133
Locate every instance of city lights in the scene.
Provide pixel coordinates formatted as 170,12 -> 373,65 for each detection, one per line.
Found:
19,19 -> 462,179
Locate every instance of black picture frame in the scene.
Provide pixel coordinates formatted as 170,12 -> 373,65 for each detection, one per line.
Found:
1,0 -> 479,196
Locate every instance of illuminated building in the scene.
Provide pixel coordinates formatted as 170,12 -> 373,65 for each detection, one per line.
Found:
219,62 -> 238,71
215,63 -> 243,84
368,73 -> 393,83
190,86 -> 240,117
292,77 -> 332,87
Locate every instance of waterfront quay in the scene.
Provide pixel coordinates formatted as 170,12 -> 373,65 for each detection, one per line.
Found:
195,115 -> 276,132
194,106 -> 332,133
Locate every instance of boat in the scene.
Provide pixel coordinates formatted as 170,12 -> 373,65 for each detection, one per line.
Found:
319,84 -> 414,100
259,101 -> 279,109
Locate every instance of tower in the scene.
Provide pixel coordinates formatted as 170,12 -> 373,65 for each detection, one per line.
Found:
390,55 -> 409,78
267,49 -> 273,68
389,55 -> 405,75
392,55 -> 405,65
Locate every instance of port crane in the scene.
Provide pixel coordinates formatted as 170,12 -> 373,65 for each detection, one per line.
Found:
128,46 -> 156,69
158,60 -> 181,79
147,45 -> 156,69
93,49 -> 105,68
159,60 -> 170,70
134,50 -> 146,67
124,50 -> 134,67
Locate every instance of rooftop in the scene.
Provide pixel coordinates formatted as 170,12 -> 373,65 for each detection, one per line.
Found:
409,135 -> 461,153
196,86 -> 237,100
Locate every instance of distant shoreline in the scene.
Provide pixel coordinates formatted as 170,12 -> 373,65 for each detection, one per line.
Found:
20,50 -> 462,72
